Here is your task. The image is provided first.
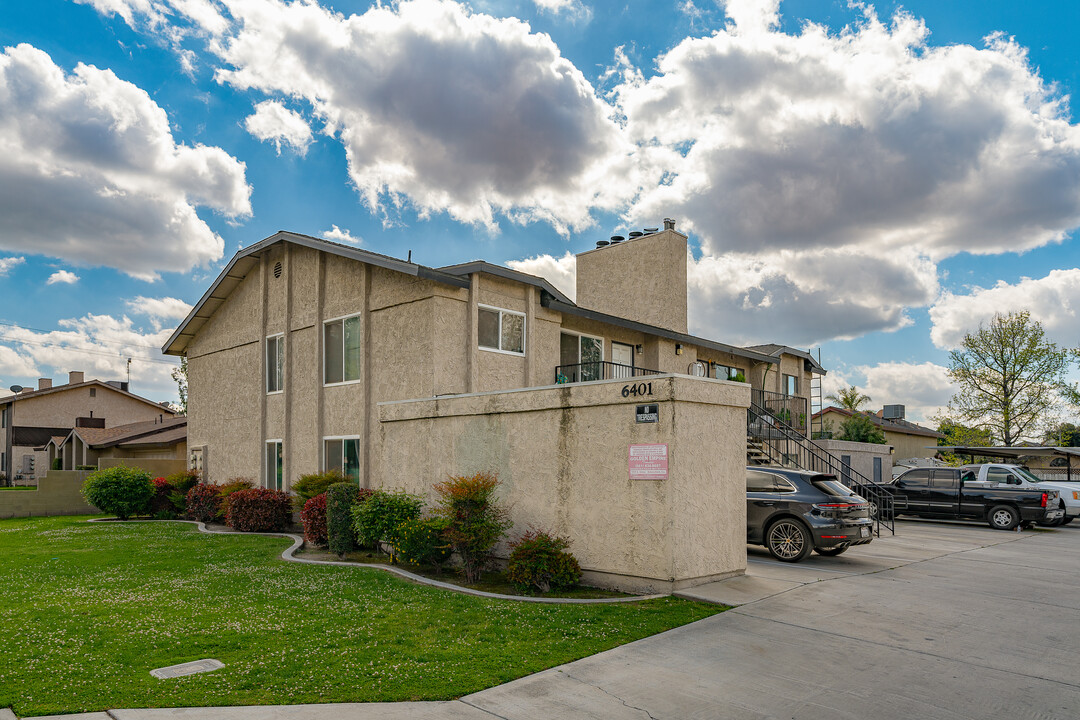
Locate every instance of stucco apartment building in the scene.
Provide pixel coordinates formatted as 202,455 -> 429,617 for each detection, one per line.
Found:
0,372 -> 178,481
165,222 -> 822,489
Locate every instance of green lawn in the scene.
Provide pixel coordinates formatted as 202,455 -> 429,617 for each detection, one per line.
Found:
0,516 -> 724,716
0,486 -> 35,490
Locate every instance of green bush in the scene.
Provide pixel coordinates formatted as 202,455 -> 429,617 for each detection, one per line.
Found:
837,413 -> 887,444
434,472 -> 511,583
81,466 -> 154,520
393,516 -> 451,570
292,469 -> 348,510
326,482 -> 361,557
51,458 -> 62,471
352,489 -> 423,559
506,530 -> 582,594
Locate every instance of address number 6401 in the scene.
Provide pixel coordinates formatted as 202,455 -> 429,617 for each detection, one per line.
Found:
621,382 -> 653,398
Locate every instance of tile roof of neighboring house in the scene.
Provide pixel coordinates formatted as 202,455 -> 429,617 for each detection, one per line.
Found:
813,407 -> 943,439
12,426 -> 71,447
164,231 -> 814,370
0,379 -> 176,414
66,416 -> 187,449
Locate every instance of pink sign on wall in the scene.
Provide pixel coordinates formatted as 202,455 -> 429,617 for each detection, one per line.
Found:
629,443 -> 668,480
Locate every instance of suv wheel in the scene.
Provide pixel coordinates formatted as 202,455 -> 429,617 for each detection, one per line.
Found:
765,519 -> 813,562
987,505 -> 1020,531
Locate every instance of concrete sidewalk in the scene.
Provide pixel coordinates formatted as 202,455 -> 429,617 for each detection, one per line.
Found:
21,521 -> 1080,720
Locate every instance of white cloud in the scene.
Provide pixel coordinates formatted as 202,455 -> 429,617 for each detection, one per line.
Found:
45,270 -> 79,285
125,296 -> 194,324
929,269 -> 1080,350
244,100 -> 313,155
0,257 -> 24,276
0,313 -> 181,402
506,251 -> 577,300
531,0 -> 592,22
321,225 -> 362,245
856,361 -> 954,425
74,0 -> 230,39
0,44 -> 251,280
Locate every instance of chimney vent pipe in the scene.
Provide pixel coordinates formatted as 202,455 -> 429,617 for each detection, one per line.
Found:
610,235 -> 624,243
663,218 -> 676,231
595,240 -> 609,248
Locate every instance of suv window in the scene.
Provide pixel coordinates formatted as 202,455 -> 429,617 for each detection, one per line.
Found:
900,469 -> 930,487
774,478 -> 798,493
746,471 -> 777,492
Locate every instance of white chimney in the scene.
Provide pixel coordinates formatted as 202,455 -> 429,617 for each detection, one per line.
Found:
68,371 -> 85,385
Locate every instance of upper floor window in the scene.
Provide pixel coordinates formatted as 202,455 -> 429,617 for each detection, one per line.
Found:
783,373 -> 798,396
266,334 -> 284,393
324,315 -> 362,385
478,305 -> 525,355
713,364 -> 745,381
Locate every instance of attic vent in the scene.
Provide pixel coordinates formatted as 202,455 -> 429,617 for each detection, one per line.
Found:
273,261 -> 283,279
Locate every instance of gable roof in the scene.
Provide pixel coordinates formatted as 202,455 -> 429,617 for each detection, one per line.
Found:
12,426 -> 71,447
66,416 -> 187,449
0,379 -> 176,414
746,344 -> 826,374
814,406 -> 943,439
162,231 -> 471,356
438,261 -> 574,305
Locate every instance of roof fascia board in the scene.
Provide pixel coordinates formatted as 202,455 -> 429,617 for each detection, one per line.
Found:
542,296 -> 777,365
439,261 -> 573,304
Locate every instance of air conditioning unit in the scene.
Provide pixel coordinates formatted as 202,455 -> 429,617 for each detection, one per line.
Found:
883,404 -> 906,420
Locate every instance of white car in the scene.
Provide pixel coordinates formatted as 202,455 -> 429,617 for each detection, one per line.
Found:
962,463 -> 1079,526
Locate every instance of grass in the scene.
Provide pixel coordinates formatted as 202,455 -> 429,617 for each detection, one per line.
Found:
0,516 -> 725,716
0,486 -> 35,490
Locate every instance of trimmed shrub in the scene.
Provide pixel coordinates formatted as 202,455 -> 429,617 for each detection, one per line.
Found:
226,488 -> 292,532
393,516 -> 451,570
301,493 -> 329,547
326,483 -> 360,557
186,483 -> 222,524
51,458 -> 62,471
81,466 -> 154,520
217,478 -> 256,523
150,477 -> 177,519
434,472 -> 511,583
507,530 -> 582,594
292,470 -> 348,510
352,490 -> 423,559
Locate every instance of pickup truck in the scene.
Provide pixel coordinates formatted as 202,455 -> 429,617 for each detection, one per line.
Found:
961,463 -> 1079,527
876,467 -> 1064,530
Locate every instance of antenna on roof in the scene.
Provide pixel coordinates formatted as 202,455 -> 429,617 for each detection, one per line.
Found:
126,358 -> 131,389
408,250 -> 412,263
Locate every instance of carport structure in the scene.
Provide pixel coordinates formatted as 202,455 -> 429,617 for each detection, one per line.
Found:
937,445 -> 1080,481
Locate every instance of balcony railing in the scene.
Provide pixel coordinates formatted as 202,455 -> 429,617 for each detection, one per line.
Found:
555,361 -> 660,384
751,388 -> 808,434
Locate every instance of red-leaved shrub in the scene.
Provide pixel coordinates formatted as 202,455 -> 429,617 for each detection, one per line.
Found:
150,477 -> 173,516
226,488 -> 293,532
301,493 -> 328,547
186,483 -> 222,524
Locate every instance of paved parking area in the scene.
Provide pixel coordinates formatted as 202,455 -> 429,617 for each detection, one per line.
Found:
23,521 -> 1080,720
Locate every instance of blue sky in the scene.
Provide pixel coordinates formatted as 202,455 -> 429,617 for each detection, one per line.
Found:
1,0 -> 1079,424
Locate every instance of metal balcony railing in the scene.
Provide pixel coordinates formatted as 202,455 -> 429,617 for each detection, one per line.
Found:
751,388 -> 808,434
555,361 -> 660,384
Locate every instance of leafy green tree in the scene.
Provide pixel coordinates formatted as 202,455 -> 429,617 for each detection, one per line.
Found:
826,385 -> 872,411
946,311 -> 1078,446
934,417 -> 994,466
1043,422 -> 1080,447
836,414 -> 886,444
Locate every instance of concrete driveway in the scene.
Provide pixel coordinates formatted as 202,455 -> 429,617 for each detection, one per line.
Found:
25,521 -> 1080,720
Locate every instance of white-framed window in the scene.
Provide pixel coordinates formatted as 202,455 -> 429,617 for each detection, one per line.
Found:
783,373 -> 798,396
324,436 -> 360,481
478,305 -> 525,355
559,330 -> 604,382
324,314 -> 362,385
266,334 -> 284,394
265,440 -> 283,490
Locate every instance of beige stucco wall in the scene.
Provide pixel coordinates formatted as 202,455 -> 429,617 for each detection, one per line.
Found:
376,374 -> 749,593
887,431 -> 939,461
575,230 -> 689,334
815,438 -> 894,484
0,471 -> 97,518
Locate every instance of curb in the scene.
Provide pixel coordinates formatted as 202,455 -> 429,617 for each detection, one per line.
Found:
87,518 -> 667,605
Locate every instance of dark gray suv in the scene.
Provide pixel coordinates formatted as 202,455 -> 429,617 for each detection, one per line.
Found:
747,466 -> 874,562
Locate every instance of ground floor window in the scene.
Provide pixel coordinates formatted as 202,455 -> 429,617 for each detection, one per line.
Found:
265,440 -> 283,490
324,437 -> 360,481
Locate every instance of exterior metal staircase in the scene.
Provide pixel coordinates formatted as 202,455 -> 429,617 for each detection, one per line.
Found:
747,396 -> 895,536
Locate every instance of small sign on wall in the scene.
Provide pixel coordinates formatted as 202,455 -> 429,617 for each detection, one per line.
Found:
629,443 -> 668,480
636,404 -> 659,423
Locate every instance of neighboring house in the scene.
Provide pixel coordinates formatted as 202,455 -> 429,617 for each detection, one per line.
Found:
50,416 -> 187,476
164,223 -> 825,489
0,372 -> 177,481
814,405 -> 943,461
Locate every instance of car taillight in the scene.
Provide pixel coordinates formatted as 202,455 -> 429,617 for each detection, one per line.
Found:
1041,492 -> 1048,508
